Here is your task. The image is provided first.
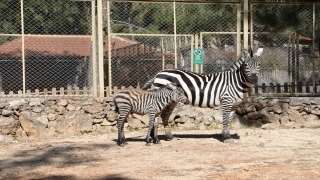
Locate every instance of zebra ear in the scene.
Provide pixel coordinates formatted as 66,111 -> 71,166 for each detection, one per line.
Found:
255,46 -> 263,57
249,47 -> 253,58
241,49 -> 248,58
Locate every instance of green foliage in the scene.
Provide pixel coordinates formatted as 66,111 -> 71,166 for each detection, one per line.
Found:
23,0 -> 91,34
110,127 -> 117,133
0,0 -> 91,44
253,4 -> 315,37
110,2 -> 237,34
126,125 -> 134,131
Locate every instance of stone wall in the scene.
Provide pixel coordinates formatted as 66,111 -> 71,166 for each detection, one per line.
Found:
0,96 -> 320,141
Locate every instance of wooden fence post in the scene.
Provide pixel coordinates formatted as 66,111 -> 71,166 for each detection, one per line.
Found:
35,89 -> 39,96
291,82 -> 295,93
106,86 -> 110,97
284,82 -> 288,93
44,88 -> 48,96
306,82 -> 310,93
254,84 -> 258,94
262,83 -> 266,93
60,87 -> 64,96
276,83 -> 281,93
67,87 -> 72,95
26,90 -> 31,96
269,83 -> 274,93
52,88 -> 56,96
83,87 -> 88,96
75,87 -> 80,95
297,82 -> 303,93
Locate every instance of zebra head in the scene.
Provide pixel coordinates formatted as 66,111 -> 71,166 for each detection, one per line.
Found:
241,46 -> 263,84
166,83 -> 190,105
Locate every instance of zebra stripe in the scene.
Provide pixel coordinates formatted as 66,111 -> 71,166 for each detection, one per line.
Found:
113,83 -> 189,147
142,47 -> 263,142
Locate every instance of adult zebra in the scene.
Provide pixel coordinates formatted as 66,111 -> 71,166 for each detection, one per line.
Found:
142,47 -> 263,143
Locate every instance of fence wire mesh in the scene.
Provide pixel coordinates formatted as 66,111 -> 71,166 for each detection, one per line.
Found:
109,1 -> 239,88
252,3 -> 319,94
0,0 -> 95,96
201,33 -> 239,73
1,0 -> 320,96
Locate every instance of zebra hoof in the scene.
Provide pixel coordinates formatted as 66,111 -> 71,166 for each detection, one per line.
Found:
146,143 -> 151,146
118,143 -> 126,147
165,129 -> 174,141
153,140 -> 161,144
223,138 -> 235,143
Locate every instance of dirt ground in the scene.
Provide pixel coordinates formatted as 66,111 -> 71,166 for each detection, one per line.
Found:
1,127 -> 320,180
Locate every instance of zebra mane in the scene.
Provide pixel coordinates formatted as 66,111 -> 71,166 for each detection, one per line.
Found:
163,58 -> 245,77
226,56 -> 246,72
157,56 -> 247,79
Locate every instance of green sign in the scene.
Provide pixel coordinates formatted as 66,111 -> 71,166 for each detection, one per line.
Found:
193,48 -> 203,64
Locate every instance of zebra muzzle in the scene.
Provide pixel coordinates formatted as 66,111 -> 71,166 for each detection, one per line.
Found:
250,73 -> 259,84
183,100 -> 190,105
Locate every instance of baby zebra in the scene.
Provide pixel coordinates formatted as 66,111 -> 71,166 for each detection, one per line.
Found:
113,83 -> 189,147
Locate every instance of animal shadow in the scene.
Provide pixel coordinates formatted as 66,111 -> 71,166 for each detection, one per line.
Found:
170,133 -> 240,142
112,133 -> 240,145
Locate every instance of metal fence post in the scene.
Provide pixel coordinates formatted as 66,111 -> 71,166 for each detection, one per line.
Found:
91,0 -> 97,97
107,0 -> 112,96
237,3 -> 241,58
250,1 -> 253,49
173,1 -> 177,69
243,0 -> 249,99
195,34 -> 198,73
20,0 -> 26,97
243,0 -> 249,50
98,0 -> 105,97
312,3 -> 316,94
190,35 -> 194,72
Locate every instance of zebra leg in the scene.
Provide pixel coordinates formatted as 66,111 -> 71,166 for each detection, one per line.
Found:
153,116 -> 161,144
221,98 -> 234,143
160,102 -> 177,141
117,109 -> 129,147
146,113 -> 156,146
229,110 -> 236,125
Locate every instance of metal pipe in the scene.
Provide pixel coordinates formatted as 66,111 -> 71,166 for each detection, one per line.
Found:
195,34 -> 198,73
312,3 -> 315,94
107,1 -> 112,96
112,33 -> 193,36
161,38 -> 165,70
20,0 -> 25,96
237,3 -> 241,58
199,32 -> 203,73
173,1 -> 177,68
250,1 -> 253,49
190,35 -> 194,72
243,0 -> 249,50
98,0 -> 105,97
92,0 -> 97,96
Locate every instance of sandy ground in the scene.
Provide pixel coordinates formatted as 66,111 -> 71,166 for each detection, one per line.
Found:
1,127 -> 320,180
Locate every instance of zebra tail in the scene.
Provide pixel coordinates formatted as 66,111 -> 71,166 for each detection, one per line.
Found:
142,77 -> 155,90
112,98 -> 119,113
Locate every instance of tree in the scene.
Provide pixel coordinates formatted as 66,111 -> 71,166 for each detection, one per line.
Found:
0,0 -> 92,44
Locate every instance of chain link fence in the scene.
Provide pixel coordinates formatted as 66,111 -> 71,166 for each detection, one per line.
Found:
1,0 -> 319,97
251,2 -> 320,94
0,0 -> 96,96
108,1 -> 240,89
